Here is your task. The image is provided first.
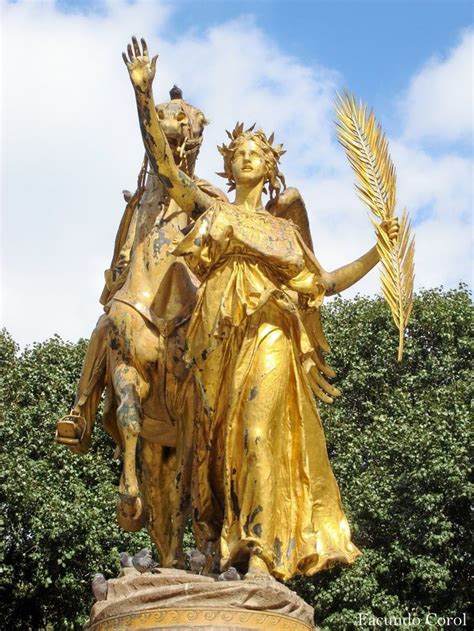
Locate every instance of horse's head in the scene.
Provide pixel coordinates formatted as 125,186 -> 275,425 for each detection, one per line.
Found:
155,85 -> 208,175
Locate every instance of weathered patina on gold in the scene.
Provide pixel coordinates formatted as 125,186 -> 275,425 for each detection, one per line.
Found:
55,86 -> 226,567
88,568 -> 316,630
56,36 -> 401,582
117,37 -> 398,580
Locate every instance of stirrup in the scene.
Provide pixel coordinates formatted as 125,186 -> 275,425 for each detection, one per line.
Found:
55,413 -> 87,446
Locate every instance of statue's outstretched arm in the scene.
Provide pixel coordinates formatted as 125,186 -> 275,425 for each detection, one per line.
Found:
323,219 -> 398,296
123,37 -> 212,217
323,245 -> 378,296
268,188 -> 398,297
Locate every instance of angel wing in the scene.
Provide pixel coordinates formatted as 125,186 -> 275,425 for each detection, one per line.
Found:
267,187 -> 314,251
267,188 -> 341,404
193,178 -> 229,203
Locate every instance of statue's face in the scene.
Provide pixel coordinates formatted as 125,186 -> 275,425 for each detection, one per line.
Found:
231,139 -> 266,187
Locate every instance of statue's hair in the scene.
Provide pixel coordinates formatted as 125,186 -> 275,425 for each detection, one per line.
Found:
217,122 -> 286,199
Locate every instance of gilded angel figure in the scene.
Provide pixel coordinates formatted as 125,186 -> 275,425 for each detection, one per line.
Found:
123,37 -> 398,580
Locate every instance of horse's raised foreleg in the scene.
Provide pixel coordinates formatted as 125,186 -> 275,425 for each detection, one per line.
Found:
107,303 -> 152,530
113,362 -> 148,526
115,366 -> 141,496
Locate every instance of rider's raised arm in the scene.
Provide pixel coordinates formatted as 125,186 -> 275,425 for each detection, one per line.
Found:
123,37 -> 212,218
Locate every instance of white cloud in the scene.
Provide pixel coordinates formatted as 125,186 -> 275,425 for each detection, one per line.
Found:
400,29 -> 474,144
1,0 -> 178,345
392,141 -> 473,223
1,1 -> 472,346
413,217 -> 472,289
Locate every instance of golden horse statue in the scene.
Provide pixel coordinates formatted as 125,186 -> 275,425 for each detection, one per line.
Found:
56,87 -> 226,567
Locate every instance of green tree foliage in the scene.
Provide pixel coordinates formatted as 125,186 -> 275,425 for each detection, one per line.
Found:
289,286 -> 472,629
1,287 -> 471,630
0,335 -> 150,630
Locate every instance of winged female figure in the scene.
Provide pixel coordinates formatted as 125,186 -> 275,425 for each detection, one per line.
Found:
123,37 -> 398,580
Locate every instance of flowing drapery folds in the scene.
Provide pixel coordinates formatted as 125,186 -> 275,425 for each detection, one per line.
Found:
173,201 -> 361,580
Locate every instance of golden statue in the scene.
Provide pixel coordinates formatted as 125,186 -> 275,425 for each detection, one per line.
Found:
118,37 -> 400,580
56,86 -> 226,567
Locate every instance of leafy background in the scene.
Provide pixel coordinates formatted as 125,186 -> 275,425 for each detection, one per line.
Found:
1,287 -> 471,630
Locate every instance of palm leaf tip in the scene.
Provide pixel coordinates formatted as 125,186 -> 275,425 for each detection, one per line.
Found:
335,91 -> 397,221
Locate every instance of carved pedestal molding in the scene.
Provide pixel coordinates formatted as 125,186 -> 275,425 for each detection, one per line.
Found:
87,568 -> 316,631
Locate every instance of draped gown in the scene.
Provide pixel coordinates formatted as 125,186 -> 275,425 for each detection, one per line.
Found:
173,200 -> 361,580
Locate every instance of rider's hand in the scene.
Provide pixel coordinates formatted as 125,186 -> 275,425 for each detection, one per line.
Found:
122,36 -> 158,93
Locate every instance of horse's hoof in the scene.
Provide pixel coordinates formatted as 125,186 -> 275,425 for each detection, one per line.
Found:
116,495 -> 147,532
172,557 -> 187,571
161,554 -> 184,570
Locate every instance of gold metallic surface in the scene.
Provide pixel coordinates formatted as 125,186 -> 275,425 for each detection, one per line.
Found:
57,36 -> 405,583
55,88 -> 225,566
336,92 -> 415,361
88,568 -> 316,629
173,199 -> 361,579
89,607 -> 314,630
118,37 -> 403,581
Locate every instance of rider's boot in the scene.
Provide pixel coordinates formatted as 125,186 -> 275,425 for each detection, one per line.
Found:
55,314 -> 108,454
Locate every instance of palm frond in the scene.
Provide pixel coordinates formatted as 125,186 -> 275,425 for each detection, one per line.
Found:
336,91 -> 396,219
335,91 -> 415,361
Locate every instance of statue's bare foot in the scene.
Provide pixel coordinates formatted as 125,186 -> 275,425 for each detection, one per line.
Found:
244,555 -> 274,581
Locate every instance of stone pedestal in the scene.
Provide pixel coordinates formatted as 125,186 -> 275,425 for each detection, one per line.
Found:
87,568 -> 315,630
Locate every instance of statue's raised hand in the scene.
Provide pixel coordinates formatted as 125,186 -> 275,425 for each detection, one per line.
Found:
122,37 -> 158,93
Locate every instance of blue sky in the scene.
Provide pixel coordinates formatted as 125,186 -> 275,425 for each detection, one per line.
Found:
55,0 -> 473,129
2,0 -> 473,345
